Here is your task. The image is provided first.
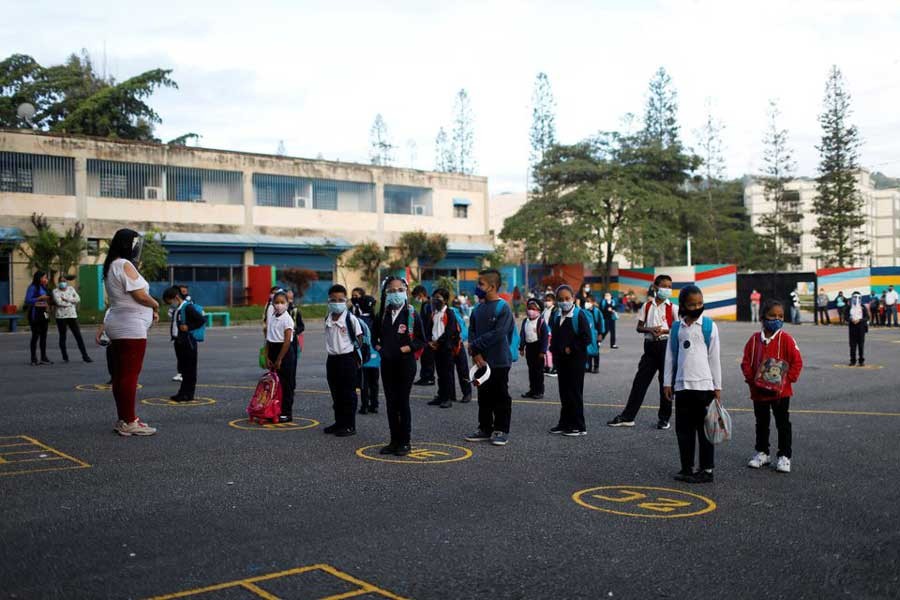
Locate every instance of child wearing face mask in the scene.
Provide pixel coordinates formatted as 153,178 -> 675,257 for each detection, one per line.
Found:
582,294 -> 605,374
542,293 -> 558,377
741,299 -> 803,474
549,285 -> 593,436
266,290 -> 296,422
519,298 -> 549,399
163,286 -> 206,402
600,292 -> 618,349
323,285 -> 364,436
844,291 -> 870,366
428,288 -> 463,409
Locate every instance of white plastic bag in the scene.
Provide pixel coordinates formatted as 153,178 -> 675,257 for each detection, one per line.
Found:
704,396 -> 732,445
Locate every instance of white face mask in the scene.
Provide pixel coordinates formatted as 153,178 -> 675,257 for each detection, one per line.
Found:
273,303 -> 287,315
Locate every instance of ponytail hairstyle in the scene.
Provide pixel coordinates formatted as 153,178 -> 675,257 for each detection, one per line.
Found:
374,275 -> 409,342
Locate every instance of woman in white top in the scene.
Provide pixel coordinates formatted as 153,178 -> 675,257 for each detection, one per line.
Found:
103,229 -> 160,436
52,276 -> 92,363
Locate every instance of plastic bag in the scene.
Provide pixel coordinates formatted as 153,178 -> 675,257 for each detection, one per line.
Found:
704,396 -> 732,445
258,346 -> 267,370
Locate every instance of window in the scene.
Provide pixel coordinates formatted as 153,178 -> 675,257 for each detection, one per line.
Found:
421,269 -> 456,281
173,171 -> 202,202
316,271 -> 334,281
86,238 -> 102,256
100,173 -> 128,198
195,267 -> 220,281
385,185 -> 432,215
173,267 -> 193,282
313,180 -> 338,211
454,205 -> 468,218
0,152 -> 74,195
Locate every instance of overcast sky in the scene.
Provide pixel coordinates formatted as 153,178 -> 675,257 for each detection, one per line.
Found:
4,0 -> 899,192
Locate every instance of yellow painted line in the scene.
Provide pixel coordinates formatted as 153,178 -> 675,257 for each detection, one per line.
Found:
0,442 -> 32,448
316,564 -> 408,600
0,435 -> 91,476
145,565 -> 321,599
356,443 -> 473,465
0,456 -> 66,464
320,589 -> 371,600
572,485 -> 717,519
240,582 -> 281,600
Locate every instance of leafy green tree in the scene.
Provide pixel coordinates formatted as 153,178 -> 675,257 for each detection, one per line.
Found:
500,190 -> 585,267
758,99 -> 801,271
693,100 -> 727,263
20,213 -> 61,282
344,241 -> 389,291
139,228 -> 169,281
57,221 -> 87,277
642,67 -> 680,148
391,231 -> 447,281
813,65 -> 867,267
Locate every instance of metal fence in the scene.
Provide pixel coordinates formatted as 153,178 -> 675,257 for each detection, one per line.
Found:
0,151 -> 75,196
86,160 -> 243,204
253,173 -> 375,212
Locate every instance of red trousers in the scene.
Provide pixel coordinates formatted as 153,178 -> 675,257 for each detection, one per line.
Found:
110,339 -> 147,422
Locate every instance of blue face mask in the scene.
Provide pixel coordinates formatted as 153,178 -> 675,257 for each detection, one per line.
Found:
328,302 -> 347,315
386,291 -> 407,308
58,281 -> 68,289
559,301 -> 574,313
473,287 -> 487,300
657,287 -> 672,300
763,318 -> 783,333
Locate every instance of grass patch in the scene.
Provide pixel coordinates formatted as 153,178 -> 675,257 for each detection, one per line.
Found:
67,304 -> 329,326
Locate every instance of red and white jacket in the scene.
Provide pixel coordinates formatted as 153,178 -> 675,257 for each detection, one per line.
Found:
740,330 -> 803,401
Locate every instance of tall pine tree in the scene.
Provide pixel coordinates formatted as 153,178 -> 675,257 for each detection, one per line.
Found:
813,66 -> 866,267
369,113 -> 394,166
529,72 -> 557,182
434,127 -> 453,172
451,89 -> 476,175
758,99 -> 801,271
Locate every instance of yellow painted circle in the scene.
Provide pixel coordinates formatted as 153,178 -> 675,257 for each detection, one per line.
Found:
572,485 -> 717,519
142,396 -> 216,407
356,442 -> 473,464
228,417 -> 319,431
832,363 -> 884,370
76,383 -> 143,392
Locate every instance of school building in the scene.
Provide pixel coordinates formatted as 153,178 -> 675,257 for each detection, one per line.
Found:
743,171 -> 900,271
0,129 -> 492,307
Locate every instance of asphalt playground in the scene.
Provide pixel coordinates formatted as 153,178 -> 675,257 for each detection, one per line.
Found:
1,318 -> 899,599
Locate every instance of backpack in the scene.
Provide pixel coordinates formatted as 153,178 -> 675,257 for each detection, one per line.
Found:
437,309 -> 463,356
406,305 -> 425,360
342,313 -> 372,365
643,300 -> 674,328
551,307 -> 598,357
495,299 -> 519,362
178,301 -> 206,342
247,370 -> 282,424
451,306 -> 468,342
587,305 -> 606,336
668,316 -> 714,385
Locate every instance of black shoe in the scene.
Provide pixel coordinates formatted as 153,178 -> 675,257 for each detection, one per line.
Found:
849,360 -> 857,367
688,470 -> 714,484
106,379 -> 113,384
611,345 -> 619,349
531,394 -> 544,400
591,367 -> 599,374
379,443 -> 398,455
673,469 -> 694,482
278,415 -> 293,423
83,356 -> 93,363
521,392 -> 534,398
169,394 -> 184,401
414,378 -> 435,386
657,420 -> 671,430
40,358 -> 53,365
62,358 -> 70,363
394,444 -> 411,456
440,400 -> 452,408
427,398 -> 442,406
323,424 -> 340,434
334,428 -> 357,437
607,415 -> 635,428
31,360 -> 39,367
460,394 -> 472,404
369,407 -> 379,414
549,425 -> 565,434
358,407 -> 368,415
858,360 -> 865,366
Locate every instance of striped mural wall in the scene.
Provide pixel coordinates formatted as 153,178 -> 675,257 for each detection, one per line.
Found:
871,267 -> 900,294
610,264 -> 738,320
816,266 -> 900,319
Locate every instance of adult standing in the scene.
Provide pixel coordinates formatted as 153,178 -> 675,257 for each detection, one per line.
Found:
884,285 -> 898,327
815,288 -> 831,325
24,271 -> 52,366
749,289 -> 762,323
103,229 -> 159,436
52,275 -> 92,363
600,291 -> 618,349
789,289 -> 801,325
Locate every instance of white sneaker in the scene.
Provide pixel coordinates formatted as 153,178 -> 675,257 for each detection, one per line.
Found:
115,418 -> 157,436
747,452 -> 770,469
172,373 -> 183,382
775,456 -> 791,473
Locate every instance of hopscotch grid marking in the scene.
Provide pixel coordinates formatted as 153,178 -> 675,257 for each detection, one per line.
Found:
0,435 -> 90,476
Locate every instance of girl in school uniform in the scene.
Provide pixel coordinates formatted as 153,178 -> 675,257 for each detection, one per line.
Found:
582,294 -> 605,374
542,292 -> 558,377
265,290 -> 296,423
373,277 -> 426,456
548,285 -> 592,436
740,299 -> 803,474
663,285 -> 722,484
519,298 -> 549,399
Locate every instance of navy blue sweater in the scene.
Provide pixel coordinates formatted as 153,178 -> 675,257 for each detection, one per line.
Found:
469,299 -> 514,369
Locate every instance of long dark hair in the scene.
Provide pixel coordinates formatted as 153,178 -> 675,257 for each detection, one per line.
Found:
375,276 -> 408,341
103,229 -> 139,279
30,271 -> 46,290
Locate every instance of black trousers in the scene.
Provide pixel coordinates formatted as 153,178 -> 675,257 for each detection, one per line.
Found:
269,342 -> 297,418
418,345 -> 435,381
451,350 -> 472,400
361,366 -> 380,410
622,339 -> 672,422
29,315 -> 49,362
586,354 -> 599,371
174,336 -> 198,399
326,352 -> 358,429
848,323 -> 866,363
816,307 -> 830,324
56,318 -> 89,360
477,366 -> 511,433
434,347 -> 455,403
381,357 -> 416,445
604,318 -> 616,346
525,342 -> 544,395
105,344 -> 114,379
555,354 -> 586,431
675,390 -> 715,472
754,397 -> 792,458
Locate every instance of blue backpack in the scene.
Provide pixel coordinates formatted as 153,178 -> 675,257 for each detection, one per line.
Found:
342,314 -> 377,367
178,302 -> 206,342
668,316 -> 714,384
587,305 -> 606,336
552,306 -> 598,357
476,298 -> 518,362
451,306 -> 468,342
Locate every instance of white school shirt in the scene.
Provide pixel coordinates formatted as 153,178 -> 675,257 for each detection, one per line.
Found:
643,300 -> 677,341
663,317 -> 722,392
324,310 -> 360,355
266,311 -> 294,343
524,317 -> 539,343
542,306 -> 555,324
885,290 -> 898,306
432,306 -> 447,341
170,299 -> 187,338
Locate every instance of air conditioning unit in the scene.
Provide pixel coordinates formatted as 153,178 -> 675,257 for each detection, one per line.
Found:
412,205 -> 426,216
143,186 -> 163,200
295,195 -> 310,208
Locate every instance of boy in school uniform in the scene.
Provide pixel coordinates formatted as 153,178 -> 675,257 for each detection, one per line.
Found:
163,286 -> 205,402
354,294 -> 380,414
542,292 -> 558,377
663,285 -> 722,484
324,285 -> 364,436
427,288 -> 462,409
609,274 -> 677,430
266,290 -> 296,422
412,285 -> 436,386
519,298 -> 549,399
464,269 -> 515,447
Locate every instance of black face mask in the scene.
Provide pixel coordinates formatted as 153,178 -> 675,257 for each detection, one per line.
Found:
432,300 -> 445,310
351,297 -> 360,306
682,306 -> 705,320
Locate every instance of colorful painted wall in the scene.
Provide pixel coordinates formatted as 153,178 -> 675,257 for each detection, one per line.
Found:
816,266 -> 900,318
614,265 -> 738,320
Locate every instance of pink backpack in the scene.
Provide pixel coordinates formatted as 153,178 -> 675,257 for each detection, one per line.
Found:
247,371 -> 282,424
